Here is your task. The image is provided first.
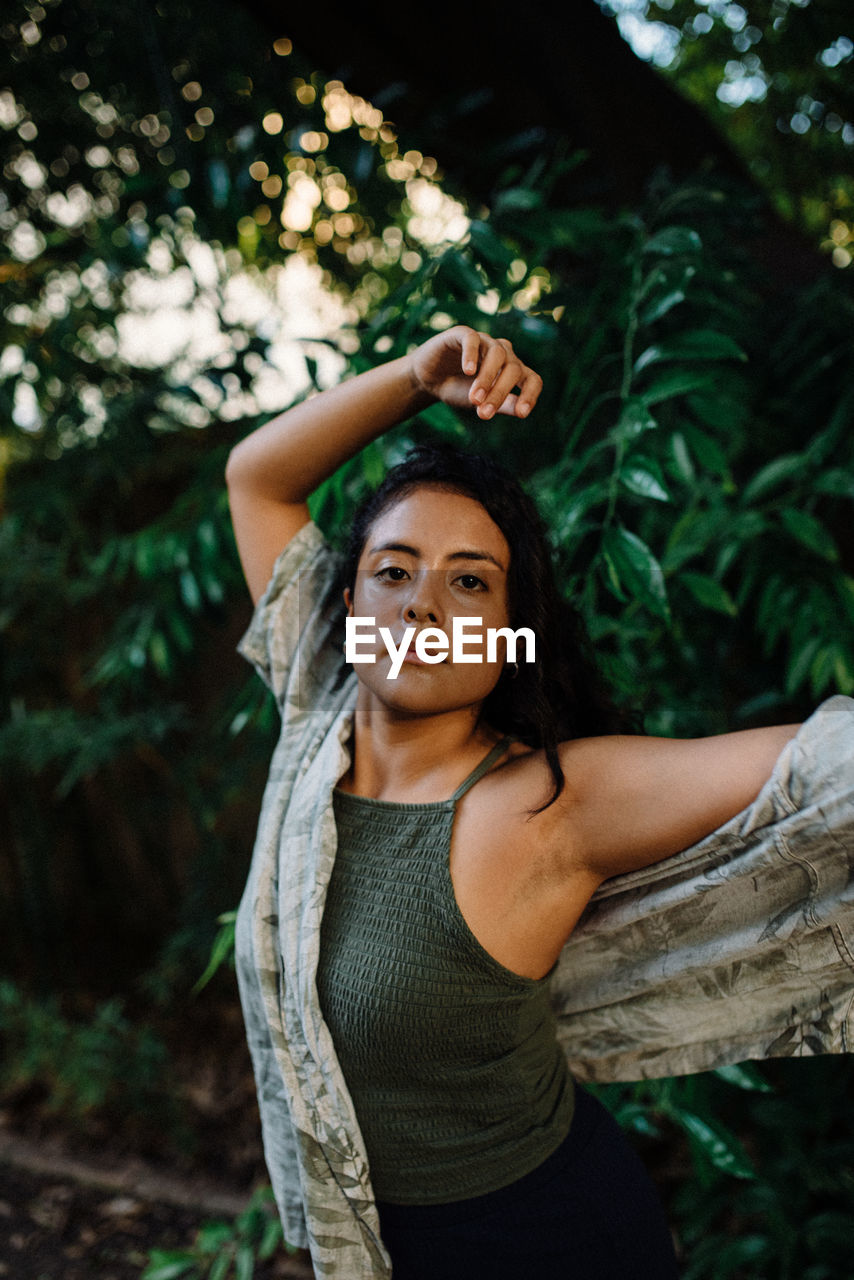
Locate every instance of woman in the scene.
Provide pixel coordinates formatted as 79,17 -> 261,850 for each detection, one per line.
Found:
226,326 -> 847,1280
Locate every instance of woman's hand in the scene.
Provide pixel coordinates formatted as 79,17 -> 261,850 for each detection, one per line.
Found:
409,325 -> 543,421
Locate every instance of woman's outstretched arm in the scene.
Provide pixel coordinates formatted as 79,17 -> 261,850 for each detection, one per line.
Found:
225,326 -> 542,602
556,723 -> 801,884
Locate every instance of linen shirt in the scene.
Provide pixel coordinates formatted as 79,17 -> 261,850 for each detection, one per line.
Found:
235,520 -> 854,1280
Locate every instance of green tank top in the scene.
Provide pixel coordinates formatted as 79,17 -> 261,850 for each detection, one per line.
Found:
317,738 -> 575,1205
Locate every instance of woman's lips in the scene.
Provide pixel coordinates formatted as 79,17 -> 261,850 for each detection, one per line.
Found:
401,649 -> 446,665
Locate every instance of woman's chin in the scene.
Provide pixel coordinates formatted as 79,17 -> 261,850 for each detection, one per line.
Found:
355,668 -> 494,719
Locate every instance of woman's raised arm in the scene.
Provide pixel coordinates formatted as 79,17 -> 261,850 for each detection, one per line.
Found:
225,326 -> 541,602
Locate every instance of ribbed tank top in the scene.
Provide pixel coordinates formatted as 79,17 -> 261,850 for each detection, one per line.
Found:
317,739 -> 575,1205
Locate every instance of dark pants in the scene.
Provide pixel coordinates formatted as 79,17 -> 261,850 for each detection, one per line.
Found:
376,1087 -> 680,1279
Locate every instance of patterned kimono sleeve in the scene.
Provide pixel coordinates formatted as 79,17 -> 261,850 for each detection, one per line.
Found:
552,696 -> 854,1082
235,934 -> 308,1249
234,519 -> 349,1253
237,520 -> 347,713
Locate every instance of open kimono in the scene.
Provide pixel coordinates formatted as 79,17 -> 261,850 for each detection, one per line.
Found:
235,521 -> 854,1280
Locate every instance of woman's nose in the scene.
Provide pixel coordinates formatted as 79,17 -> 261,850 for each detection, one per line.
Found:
405,603 -> 439,622
404,575 -> 443,624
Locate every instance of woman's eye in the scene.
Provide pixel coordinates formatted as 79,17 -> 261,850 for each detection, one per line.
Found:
456,574 -> 486,591
375,566 -> 409,582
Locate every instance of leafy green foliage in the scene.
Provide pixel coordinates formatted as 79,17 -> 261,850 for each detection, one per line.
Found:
191,912 -> 237,996
0,0 -> 468,988
590,1058 -> 854,1279
142,1188 -> 293,1280
0,979 -> 176,1128
674,1059 -> 854,1279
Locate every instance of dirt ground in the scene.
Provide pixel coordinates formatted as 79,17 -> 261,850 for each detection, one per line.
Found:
0,1144 -> 314,1278
0,994 -> 314,1279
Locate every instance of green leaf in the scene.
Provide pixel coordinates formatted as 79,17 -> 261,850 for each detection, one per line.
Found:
639,287 -> 686,326
179,570 -> 202,613
643,226 -> 702,256
360,439 -> 386,488
149,631 -> 172,676
680,571 -> 737,617
712,1062 -> 773,1093
779,508 -> 839,561
833,651 -> 854,696
669,432 -> 695,484
436,250 -> 484,299
602,527 -> 669,620
167,611 -> 195,653
640,370 -> 716,406
133,533 -> 160,578
235,1244 -> 256,1280
683,425 -> 730,479
207,1255 -> 231,1280
229,708 -> 251,736
742,454 -> 806,504
663,509 -> 722,570
637,259 -> 696,305
491,187 -> 541,214
686,389 -> 748,432
620,459 -> 671,503
839,576 -> 854,626
192,916 -> 237,995
519,315 -> 559,340
526,207 -> 608,250
196,1222 -> 233,1253
812,644 -> 842,696
201,571 -> 225,606
815,468 -> 854,499
416,400 -> 466,439
467,220 -> 515,269
633,329 -> 746,375
700,1235 -> 769,1273
613,398 -> 657,442
671,1109 -> 756,1179
786,635 -> 823,696
197,519 -> 218,555
553,481 -> 608,544
612,1100 -> 661,1138
258,1215 -> 284,1259
141,1256 -> 197,1280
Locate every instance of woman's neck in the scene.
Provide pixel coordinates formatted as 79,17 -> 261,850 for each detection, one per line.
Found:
342,693 -> 501,803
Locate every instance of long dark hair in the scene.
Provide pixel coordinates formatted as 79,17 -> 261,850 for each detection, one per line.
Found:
344,444 -> 630,811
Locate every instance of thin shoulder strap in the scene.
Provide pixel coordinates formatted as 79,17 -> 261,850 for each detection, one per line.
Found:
450,737 -> 513,803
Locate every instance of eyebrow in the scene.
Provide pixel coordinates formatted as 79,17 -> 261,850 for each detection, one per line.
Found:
367,541 -> 507,571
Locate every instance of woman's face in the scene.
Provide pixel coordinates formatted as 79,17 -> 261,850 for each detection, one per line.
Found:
345,486 -> 513,718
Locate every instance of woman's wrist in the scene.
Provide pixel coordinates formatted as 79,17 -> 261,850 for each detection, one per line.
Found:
400,351 -> 437,410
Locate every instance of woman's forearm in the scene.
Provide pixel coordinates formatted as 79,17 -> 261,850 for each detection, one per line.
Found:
225,354 -> 429,505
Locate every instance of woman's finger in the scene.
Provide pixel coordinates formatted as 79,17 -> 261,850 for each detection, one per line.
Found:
479,363 -> 543,419
468,335 -> 516,405
459,328 -> 483,377
515,367 -> 543,416
475,360 -> 526,419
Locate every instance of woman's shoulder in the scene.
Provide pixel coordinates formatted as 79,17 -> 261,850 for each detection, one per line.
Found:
479,733 -> 639,807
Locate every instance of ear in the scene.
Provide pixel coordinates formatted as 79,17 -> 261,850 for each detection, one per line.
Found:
343,586 -> 353,615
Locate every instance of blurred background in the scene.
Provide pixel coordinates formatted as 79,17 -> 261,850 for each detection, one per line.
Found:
1,1 -> 853,1276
